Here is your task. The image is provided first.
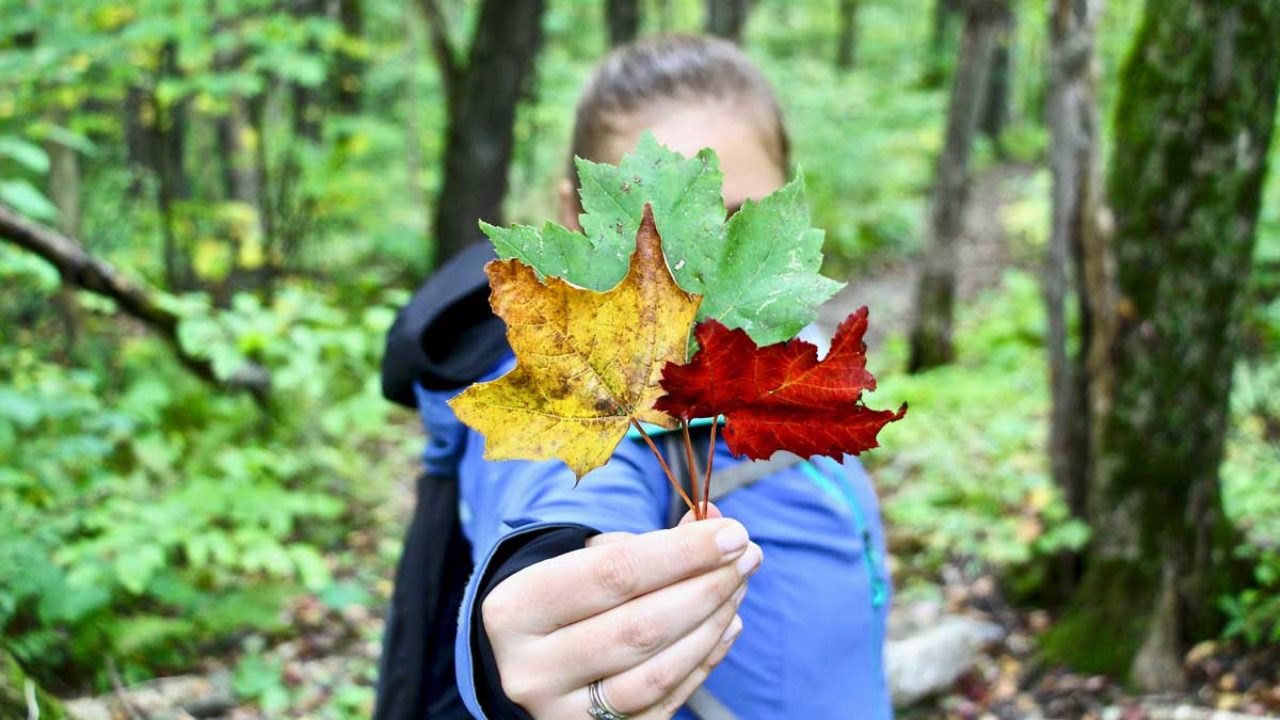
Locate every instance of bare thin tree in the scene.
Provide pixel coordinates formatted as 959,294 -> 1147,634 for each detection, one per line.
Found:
1044,0 -> 1102,543
908,0 -> 1011,372
705,0 -> 750,43
836,0 -> 860,70
607,0 -> 641,47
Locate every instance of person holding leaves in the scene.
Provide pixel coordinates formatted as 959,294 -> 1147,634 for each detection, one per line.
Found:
378,35 -> 896,720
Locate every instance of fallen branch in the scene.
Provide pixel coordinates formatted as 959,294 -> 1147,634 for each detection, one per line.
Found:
0,203 -> 270,399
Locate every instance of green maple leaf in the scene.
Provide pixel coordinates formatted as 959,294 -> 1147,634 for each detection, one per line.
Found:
481,133 -> 842,345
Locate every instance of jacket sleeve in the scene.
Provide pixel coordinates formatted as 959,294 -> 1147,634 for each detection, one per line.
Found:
453,433 -> 672,718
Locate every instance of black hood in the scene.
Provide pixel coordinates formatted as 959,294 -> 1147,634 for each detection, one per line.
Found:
381,241 -> 510,408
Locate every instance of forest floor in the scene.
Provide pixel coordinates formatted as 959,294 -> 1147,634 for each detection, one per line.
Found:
61,165 -> 1280,720
898,557 -> 1280,720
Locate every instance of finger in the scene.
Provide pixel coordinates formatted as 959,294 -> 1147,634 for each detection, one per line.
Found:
490,518 -> 752,631
543,542 -> 761,688
640,613 -> 743,720
556,585 -> 744,720
677,502 -> 724,526
594,583 -> 745,716
586,532 -> 634,547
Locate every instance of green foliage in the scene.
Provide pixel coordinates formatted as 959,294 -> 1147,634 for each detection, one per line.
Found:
1206,109 -> 1280,649
0,650 -> 67,719
0,245 -> 412,685
487,135 -> 842,345
1220,551 -> 1280,647
231,634 -> 376,719
233,645 -> 292,715
0,0 -> 434,289
0,133 -> 57,220
864,272 -> 1090,581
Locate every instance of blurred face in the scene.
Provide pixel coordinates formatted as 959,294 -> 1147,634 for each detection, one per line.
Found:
560,99 -> 787,228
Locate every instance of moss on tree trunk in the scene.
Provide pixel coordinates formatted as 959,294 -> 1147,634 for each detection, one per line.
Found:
1049,0 -> 1280,690
1,650 -> 66,719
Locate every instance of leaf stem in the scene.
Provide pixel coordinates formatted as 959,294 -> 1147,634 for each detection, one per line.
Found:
680,419 -> 702,520
629,417 -> 698,517
703,416 -> 718,518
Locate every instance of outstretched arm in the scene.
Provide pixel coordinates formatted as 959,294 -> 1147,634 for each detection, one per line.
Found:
454,436 -> 762,720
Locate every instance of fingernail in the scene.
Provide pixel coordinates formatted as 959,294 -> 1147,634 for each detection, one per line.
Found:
730,584 -> 747,607
735,545 -> 762,577
715,522 -> 749,555
721,614 -> 743,644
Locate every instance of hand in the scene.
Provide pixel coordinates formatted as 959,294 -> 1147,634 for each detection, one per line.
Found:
481,503 -> 762,719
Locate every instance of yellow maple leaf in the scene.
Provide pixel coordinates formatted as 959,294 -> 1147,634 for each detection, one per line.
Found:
450,205 -> 701,479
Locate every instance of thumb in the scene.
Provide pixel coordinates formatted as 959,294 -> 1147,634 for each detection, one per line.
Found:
678,501 -> 724,526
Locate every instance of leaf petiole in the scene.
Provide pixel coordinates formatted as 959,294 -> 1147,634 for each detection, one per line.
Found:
629,417 -> 699,518
680,419 -> 703,520
703,416 -> 718,519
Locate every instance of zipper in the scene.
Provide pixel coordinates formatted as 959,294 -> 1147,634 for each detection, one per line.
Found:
799,458 -> 889,610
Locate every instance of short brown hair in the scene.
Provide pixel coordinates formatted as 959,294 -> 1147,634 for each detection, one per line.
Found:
569,34 -> 790,173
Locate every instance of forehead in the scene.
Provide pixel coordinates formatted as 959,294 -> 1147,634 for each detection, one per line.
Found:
597,100 -> 787,211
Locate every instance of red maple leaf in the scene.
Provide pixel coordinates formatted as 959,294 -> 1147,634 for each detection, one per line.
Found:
655,308 -> 907,461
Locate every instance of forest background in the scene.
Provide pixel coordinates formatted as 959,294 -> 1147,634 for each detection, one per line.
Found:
1,0 -> 1278,717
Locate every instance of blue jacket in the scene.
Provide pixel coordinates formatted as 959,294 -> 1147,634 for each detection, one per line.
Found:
415,357 -> 894,720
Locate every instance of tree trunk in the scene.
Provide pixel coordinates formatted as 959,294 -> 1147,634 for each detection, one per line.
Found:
211,19 -> 259,209
705,0 -> 750,43
931,0 -> 961,50
908,0 -> 1010,373
333,0 -> 365,114
925,0 -> 963,86
124,85 -> 151,197
607,0 -> 641,47
0,651 -> 66,720
980,9 -> 1014,152
430,0 -> 547,266
1045,0 -> 1100,541
214,86 -> 266,299
215,96 -> 260,205
1059,0 -> 1280,690
156,43 -> 190,203
404,0 -> 426,241
46,134 -> 80,240
289,0 -> 324,142
836,0 -> 859,71
154,41 -> 191,290
417,0 -> 460,118
122,40 -> 191,213
46,118 -> 85,359
290,76 -> 321,141
247,92 -> 278,286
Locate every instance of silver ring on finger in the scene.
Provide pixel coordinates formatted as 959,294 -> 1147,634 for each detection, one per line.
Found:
587,679 -> 629,720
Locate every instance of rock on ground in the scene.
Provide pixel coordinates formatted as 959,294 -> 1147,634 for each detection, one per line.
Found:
887,610 -> 1006,708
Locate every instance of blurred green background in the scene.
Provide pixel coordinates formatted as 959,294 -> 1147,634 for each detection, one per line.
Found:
1,0 -> 1277,716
